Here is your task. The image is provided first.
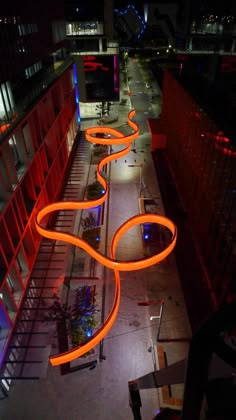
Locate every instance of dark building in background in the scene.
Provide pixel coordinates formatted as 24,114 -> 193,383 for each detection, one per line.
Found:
114,0 -> 236,58
147,0 -> 236,321
0,0 -> 67,118
175,0 -> 236,54
65,0 -> 119,118
114,3 -> 147,45
150,68 -> 236,328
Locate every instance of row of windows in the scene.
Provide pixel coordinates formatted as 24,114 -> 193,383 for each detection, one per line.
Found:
25,61 -> 42,79
66,21 -> 104,36
0,66 -> 77,379
18,23 -> 38,37
0,69 -> 76,206
0,81 -> 15,121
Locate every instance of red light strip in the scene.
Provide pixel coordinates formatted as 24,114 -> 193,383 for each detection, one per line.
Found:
35,110 -> 177,366
205,130 -> 236,156
0,123 -> 10,134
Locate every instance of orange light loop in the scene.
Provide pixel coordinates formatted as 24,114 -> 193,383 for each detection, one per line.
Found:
35,110 -> 177,366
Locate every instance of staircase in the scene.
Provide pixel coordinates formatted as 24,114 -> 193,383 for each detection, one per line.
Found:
0,132 -> 92,393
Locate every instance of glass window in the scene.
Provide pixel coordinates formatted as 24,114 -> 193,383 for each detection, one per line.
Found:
0,82 -> 14,120
8,136 -> 20,167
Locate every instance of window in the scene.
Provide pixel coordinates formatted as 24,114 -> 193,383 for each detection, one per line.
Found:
25,61 -> 42,79
8,136 -> 20,168
0,82 -> 14,120
18,23 -> 38,36
6,276 -> 15,293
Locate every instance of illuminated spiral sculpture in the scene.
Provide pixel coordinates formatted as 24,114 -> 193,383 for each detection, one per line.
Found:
35,110 -> 177,366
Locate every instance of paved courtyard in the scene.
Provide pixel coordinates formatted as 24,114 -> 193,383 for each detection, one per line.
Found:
0,58 -> 191,420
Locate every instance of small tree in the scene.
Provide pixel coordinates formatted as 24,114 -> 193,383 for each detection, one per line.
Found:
87,181 -> 104,200
43,286 -> 98,349
93,144 -> 108,157
95,101 -> 113,123
82,227 -> 101,249
81,211 -> 97,230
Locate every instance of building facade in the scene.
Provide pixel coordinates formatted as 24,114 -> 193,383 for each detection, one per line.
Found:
151,69 -> 236,313
65,0 -> 120,119
0,0 -> 121,396
0,2 -> 79,395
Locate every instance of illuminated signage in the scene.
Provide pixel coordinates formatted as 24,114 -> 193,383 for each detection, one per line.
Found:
83,56 -> 109,72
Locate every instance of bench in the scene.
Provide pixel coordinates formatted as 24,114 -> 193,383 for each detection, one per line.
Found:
157,346 -> 183,408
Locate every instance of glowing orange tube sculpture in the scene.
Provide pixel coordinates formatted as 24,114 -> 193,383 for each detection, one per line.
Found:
35,110 -> 177,366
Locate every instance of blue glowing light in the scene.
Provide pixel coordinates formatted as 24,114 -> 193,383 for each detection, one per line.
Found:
73,63 -> 81,124
73,63 -> 78,84
87,330 -> 92,337
115,4 -> 147,39
75,90 -> 79,104
144,234 -> 149,240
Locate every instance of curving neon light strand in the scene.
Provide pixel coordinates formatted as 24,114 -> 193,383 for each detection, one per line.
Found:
35,110 -> 177,366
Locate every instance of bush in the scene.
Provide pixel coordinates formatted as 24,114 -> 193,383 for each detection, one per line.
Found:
120,98 -> 127,106
70,285 -> 97,348
82,227 -> 101,249
93,144 -> 108,157
87,181 -> 104,200
43,285 -> 98,351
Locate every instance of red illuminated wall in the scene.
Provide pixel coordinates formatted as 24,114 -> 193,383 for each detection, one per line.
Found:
158,70 -> 236,304
0,66 -> 78,367
148,118 -> 166,151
